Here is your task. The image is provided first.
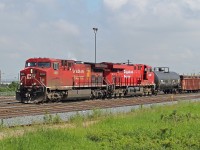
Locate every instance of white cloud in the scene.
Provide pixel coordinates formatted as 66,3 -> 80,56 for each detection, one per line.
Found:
0,36 -> 9,45
53,20 -> 80,35
185,0 -> 200,11
179,48 -> 194,59
0,2 -> 6,11
32,0 -> 56,5
104,0 -> 200,18
39,20 -> 79,35
104,0 -> 200,34
152,2 -> 182,17
103,0 -> 128,10
9,53 -> 21,59
1,0 -> 200,79
131,0 -> 149,12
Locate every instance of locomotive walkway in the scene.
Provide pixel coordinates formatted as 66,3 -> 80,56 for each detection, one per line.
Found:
0,93 -> 200,126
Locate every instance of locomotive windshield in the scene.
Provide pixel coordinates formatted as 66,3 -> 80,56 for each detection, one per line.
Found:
38,62 -> 51,68
25,62 -> 51,68
25,62 -> 37,67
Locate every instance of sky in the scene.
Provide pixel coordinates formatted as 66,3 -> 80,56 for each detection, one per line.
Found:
1,0 -> 200,80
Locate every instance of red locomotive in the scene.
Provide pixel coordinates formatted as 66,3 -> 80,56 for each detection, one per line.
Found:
16,57 -> 156,103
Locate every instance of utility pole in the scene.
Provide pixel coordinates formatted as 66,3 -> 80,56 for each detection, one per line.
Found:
93,27 -> 98,63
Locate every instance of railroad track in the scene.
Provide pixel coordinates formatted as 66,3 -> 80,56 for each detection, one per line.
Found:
0,93 -> 200,119
0,96 -> 16,103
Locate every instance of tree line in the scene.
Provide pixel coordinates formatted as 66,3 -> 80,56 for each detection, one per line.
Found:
0,82 -> 19,92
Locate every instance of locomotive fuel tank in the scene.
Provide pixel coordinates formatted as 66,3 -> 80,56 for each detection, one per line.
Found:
154,67 -> 180,93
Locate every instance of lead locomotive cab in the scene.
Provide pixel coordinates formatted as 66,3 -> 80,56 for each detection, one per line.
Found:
16,58 -> 57,103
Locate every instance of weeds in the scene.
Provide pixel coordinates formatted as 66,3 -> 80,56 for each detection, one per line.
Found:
88,109 -> 102,119
160,110 -> 200,123
43,113 -> 62,124
1,102 -> 200,149
0,119 -> 4,129
69,112 -> 84,125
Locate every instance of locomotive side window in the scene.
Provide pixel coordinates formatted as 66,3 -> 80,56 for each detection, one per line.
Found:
38,62 -> 51,68
68,62 -> 72,67
61,60 -> 67,66
25,62 -> 37,67
67,62 -> 74,68
53,62 -> 59,70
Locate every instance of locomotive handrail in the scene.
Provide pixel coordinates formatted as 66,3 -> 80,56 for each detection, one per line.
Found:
73,77 -> 103,87
20,76 -> 25,83
103,78 -> 115,91
16,76 -> 25,91
103,78 -> 112,86
34,77 -> 47,88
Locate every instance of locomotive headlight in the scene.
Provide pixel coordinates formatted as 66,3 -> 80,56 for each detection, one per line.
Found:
30,69 -> 33,74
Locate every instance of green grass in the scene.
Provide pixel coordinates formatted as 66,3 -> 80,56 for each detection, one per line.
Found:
1,101 -> 200,149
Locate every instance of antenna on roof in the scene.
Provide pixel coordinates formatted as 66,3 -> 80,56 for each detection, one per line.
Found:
121,59 -> 132,65
127,59 -> 132,65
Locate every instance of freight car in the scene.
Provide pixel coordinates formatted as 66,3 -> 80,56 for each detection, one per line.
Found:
16,58 -> 156,103
180,75 -> 200,92
154,67 -> 180,94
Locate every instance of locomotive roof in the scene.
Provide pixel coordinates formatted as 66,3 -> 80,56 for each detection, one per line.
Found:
25,58 -> 152,68
26,57 -> 60,62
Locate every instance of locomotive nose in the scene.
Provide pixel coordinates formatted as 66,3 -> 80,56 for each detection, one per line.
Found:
20,68 -> 46,86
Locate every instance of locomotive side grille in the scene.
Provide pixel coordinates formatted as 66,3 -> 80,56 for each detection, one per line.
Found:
40,73 -> 46,76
